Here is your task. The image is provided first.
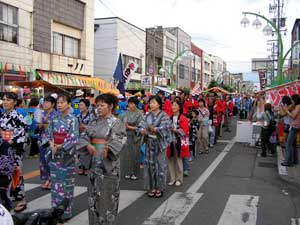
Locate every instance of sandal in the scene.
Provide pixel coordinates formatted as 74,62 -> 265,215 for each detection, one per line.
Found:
41,181 -> 51,190
14,201 -> 27,212
147,190 -> 156,198
78,169 -> 85,175
155,190 -> 163,198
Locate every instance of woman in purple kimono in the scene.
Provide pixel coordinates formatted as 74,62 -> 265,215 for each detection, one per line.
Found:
47,94 -> 79,224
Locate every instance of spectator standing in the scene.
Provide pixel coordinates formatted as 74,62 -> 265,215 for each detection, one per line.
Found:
197,99 -> 210,154
281,94 -> 300,166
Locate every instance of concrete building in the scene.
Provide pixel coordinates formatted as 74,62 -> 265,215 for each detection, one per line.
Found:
211,55 -> 225,82
145,26 -> 164,88
95,17 -> 146,91
202,51 -> 212,88
191,42 -> 202,89
291,19 -> 300,80
161,28 -> 177,87
0,0 -> 33,90
32,0 -> 94,88
166,27 -> 192,89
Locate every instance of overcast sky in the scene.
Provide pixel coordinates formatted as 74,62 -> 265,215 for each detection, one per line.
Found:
94,0 -> 300,82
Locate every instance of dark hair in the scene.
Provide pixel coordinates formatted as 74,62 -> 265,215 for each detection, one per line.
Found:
57,94 -> 71,104
16,99 -> 23,107
2,92 -> 18,101
128,96 -> 139,107
79,99 -> 90,108
149,95 -> 163,110
157,90 -> 165,96
291,94 -> 300,106
44,96 -> 56,105
95,93 -> 118,110
264,103 -> 272,112
172,98 -> 183,114
199,99 -> 206,107
281,96 -> 292,106
29,97 -> 39,107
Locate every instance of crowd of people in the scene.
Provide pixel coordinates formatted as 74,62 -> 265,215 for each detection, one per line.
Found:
5,88 -> 300,225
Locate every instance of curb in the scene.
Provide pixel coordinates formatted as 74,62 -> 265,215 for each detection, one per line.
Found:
276,146 -> 300,186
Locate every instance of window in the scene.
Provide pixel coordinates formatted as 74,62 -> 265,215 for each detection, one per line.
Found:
52,32 -> 80,58
165,60 -> 171,73
123,54 -> 142,74
179,64 -> 185,79
53,33 -> 63,55
166,37 -> 175,51
179,42 -> 185,52
0,2 -> 18,44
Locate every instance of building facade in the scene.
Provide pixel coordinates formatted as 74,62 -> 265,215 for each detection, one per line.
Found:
95,17 -> 146,91
202,51 -> 212,88
0,0 -> 33,90
291,19 -> 300,80
166,27 -> 191,89
32,0 -> 94,86
145,26 -> 163,88
191,42 -> 202,89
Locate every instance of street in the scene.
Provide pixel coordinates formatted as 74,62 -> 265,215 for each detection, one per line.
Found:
19,120 -> 300,225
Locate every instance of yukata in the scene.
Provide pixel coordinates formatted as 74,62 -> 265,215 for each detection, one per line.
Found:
189,118 -> 200,157
77,115 -> 126,225
77,112 -> 95,171
0,138 -> 15,210
47,113 -> 79,221
138,111 -> 172,192
120,110 -> 143,178
0,110 -> 26,201
39,109 -> 57,181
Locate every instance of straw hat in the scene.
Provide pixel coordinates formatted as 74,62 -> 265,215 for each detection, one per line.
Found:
75,89 -> 84,97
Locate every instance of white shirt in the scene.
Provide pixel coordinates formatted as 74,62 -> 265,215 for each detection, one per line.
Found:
0,204 -> 13,225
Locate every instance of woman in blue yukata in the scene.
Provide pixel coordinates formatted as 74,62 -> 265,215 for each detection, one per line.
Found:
38,95 -> 57,190
138,95 -> 172,198
47,94 -> 79,225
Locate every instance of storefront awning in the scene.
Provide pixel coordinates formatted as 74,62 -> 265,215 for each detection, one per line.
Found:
38,72 -> 119,95
10,80 -> 70,95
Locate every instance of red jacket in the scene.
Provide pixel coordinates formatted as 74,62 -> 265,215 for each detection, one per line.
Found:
164,98 -> 172,117
167,114 -> 190,158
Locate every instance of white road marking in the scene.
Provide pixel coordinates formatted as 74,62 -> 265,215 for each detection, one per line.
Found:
217,195 -> 259,225
187,137 -> 236,193
67,190 -> 145,225
24,186 -> 87,212
277,147 -> 288,176
291,218 -> 296,225
142,192 -> 203,225
24,183 -> 40,191
217,140 -> 232,143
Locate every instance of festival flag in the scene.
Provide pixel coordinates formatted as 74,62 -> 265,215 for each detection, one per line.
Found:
0,63 -> 3,73
19,66 -> 24,76
34,70 -> 40,79
113,53 -> 125,95
3,63 -> 8,73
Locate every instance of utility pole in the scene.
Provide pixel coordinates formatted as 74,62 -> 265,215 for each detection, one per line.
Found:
277,0 -> 281,79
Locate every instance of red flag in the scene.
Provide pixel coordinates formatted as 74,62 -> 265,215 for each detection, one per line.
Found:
3,63 -> 8,73
38,69 -> 44,79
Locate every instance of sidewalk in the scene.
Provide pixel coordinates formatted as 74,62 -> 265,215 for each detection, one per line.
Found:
277,146 -> 300,187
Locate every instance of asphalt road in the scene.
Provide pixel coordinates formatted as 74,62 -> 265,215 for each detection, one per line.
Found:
21,119 -> 300,225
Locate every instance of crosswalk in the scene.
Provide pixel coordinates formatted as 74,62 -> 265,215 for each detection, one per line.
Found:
20,183 -> 264,225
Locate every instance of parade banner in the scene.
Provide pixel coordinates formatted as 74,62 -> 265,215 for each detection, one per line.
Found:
265,80 -> 300,108
123,61 -> 138,87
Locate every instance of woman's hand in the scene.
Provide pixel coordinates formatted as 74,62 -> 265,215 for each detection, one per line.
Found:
102,147 -> 109,159
87,144 -> 97,156
140,129 -> 146,135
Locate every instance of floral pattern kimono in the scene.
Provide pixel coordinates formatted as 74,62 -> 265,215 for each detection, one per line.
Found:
0,137 -> 15,210
138,110 -> 172,192
120,110 -> 143,178
47,113 -> 79,221
77,115 -> 126,225
39,109 -> 57,181
0,109 -> 26,200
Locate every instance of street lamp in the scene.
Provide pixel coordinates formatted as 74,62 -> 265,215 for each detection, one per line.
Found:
252,17 -> 262,29
240,12 -> 299,86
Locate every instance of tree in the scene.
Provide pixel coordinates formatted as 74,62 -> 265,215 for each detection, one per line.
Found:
208,79 -> 218,89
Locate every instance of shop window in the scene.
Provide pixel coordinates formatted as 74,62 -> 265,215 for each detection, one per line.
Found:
0,2 -> 18,44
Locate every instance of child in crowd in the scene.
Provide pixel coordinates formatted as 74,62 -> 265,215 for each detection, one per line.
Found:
188,110 -> 200,161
